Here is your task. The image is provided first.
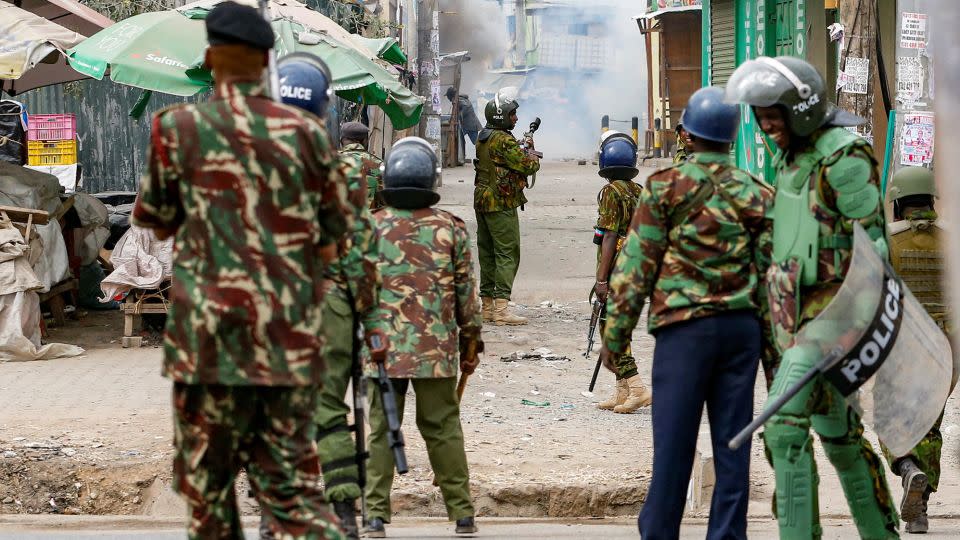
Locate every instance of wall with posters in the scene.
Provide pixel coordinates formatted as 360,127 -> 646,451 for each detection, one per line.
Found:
887,0 -> 935,192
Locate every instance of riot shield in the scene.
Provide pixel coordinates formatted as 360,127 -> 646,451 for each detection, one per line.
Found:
791,223 -> 952,456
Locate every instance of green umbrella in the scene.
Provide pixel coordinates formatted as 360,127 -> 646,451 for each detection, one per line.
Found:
66,10 -> 208,97
66,6 -> 422,127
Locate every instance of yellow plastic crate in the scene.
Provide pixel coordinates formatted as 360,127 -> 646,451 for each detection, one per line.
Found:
27,139 -> 77,166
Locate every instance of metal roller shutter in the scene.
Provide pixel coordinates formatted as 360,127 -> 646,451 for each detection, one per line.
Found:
710,0 -> 736,85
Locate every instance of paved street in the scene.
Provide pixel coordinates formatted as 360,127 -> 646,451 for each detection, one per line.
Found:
3,516 -> 960,539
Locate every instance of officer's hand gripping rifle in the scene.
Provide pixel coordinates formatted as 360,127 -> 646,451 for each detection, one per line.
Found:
521,117 -> 543,188
367,332 -> 409,475
727,348 -> 844,451
584,290 -> 606,392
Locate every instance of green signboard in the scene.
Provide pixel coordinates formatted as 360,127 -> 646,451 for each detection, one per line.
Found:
705,0 -> 808,184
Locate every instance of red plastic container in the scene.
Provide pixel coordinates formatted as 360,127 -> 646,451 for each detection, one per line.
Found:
27,113 -> 77,141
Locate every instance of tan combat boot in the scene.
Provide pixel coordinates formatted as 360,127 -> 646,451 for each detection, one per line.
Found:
597,378 -> 628,410
481,297 -> 494,322
614,375 -> 652,413
493,298 -> 527,326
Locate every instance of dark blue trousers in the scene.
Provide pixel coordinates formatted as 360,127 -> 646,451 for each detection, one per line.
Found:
638,311 -> 760,540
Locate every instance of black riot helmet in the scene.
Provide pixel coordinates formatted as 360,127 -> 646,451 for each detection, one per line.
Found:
381,137 -> 441,209
725,56 -> 863,137
484,90 -> 519,130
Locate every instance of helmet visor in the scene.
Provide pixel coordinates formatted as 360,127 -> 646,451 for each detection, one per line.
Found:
724,59 -> 794,107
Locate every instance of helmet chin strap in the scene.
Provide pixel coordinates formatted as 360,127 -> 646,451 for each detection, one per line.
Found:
758,57 -> 812,99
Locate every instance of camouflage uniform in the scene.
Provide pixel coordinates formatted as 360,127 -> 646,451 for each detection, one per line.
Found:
340,141 -> 384,211
673,129 -> 688,164
880,208 -> 947,491
314,149 -> 385,504
603,151 -> 773,346
365,206 -> 482,523
473,128 -> 540,300
603,151 -> 774,538
595,179 -> 643,381
133,80 -> 351,540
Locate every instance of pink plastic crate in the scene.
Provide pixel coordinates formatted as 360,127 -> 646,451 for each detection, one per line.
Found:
27,114 -> 77,141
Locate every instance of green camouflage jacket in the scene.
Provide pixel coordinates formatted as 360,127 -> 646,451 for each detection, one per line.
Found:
133,80 -> 351,386
474,128 -> 540,212
596,178 -> 643,262
325,152 -> 383,334
603,152 -> 774,353
372,207 -> 482,378
340,142 -> 384,211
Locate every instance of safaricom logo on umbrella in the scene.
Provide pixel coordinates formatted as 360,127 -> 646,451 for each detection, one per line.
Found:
131,52 -> 188,69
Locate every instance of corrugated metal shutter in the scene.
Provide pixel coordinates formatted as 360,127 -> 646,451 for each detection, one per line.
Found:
710,0 -> 736,86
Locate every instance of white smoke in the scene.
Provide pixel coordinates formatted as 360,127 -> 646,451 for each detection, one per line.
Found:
440,0 -> 648,159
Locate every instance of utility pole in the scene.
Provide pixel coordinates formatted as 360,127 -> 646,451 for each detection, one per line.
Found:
837,0 -> 877,142
417,0 -> 441,181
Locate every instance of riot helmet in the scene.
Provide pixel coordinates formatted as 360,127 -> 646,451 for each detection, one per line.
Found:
382,137 -> 441,209
681,86 -> 739,143
598,131 -> 639,180
277,52 -> 333,118
889,166 -> 937,200
725,56 -> 862,137
484,90 -> 519,130
889,166 -> 936,218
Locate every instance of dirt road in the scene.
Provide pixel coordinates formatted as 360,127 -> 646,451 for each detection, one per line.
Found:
1,161 -> 959,526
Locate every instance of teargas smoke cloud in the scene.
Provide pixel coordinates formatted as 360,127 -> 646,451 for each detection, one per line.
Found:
440,0 -> 648,160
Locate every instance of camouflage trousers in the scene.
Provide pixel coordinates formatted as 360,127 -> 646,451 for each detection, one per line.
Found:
316,288 -> 362,502
172,383 -> 344,540
600,321 -> 638,380
882,411 -> 944,492
365,377 -> 474,522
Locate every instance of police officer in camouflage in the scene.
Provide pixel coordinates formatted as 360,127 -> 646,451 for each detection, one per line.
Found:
474,91 -> 541,325
673,121 -> 692,164
593,131 -> 651,414
363,137 -> 483,537
275,54 -> 385,539
131,4 -> 351,538
881,166 -> 948,534
727,56 -> 900,538
340,121 -> 385,211
600,87 -> 774,538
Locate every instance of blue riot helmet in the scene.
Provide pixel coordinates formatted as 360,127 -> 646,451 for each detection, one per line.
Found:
598,131 -> 639,180
681,86 -> 740,143
277,52 -> 333,118
382,137 -> 441,209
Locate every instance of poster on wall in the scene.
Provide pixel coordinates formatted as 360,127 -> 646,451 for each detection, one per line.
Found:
843,57 -> 869,94
900,113 -> 935,166
896,57 -> 924,104
901,12 -> 928,50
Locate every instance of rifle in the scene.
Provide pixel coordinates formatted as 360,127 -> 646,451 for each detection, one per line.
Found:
727,348 -> 844,451
256,0 -> 281,101
521,117 -> 543,188
348,313 -> 368,524
584,290 -> 606,392
367,332 -> 409,474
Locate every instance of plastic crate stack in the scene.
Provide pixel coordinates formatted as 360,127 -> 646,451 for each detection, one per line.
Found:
26,114 -> 78,166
